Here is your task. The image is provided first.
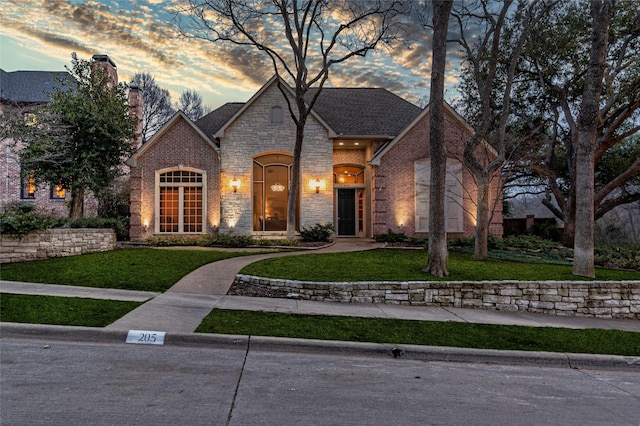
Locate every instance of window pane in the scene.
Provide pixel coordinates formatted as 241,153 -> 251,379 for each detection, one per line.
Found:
253,182 -> 264,231
160,187 -> 179,232
183,187 -> 202,232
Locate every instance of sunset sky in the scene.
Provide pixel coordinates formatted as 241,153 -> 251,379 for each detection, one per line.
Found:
0,0 -> 462,110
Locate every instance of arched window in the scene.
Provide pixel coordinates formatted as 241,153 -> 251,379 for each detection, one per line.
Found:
253,153 -> 292,231
156,169 -> 205,233
334,165 -> 365,184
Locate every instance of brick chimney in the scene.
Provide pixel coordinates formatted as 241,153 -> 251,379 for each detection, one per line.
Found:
128,85 -> 143,149
92,54 -> 118,86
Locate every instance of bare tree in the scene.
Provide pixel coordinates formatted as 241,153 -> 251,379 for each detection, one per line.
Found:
452,0 -> 556,260
573,0 -> 614,278
131,72 -> 175,143
425,0 -> 453,277
178,89 -> 210,121
175,0 -> 405,239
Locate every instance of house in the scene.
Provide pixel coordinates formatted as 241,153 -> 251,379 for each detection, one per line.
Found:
0,55 -> 142,217
128,75 -> 502,241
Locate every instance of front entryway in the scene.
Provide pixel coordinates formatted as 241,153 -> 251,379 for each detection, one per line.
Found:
337,189 -> 356,236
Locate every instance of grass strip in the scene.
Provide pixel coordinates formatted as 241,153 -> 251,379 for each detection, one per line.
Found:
0,248 -> 253,292
240,249 -> 640,282
0,293 -> 141,327
196,309 -> 640,356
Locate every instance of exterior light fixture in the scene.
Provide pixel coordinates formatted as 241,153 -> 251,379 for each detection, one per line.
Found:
231,177 -> 239,193
308,178 -> 326,193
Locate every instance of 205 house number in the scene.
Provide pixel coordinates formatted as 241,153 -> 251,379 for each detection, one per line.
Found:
126,330 -> 166,345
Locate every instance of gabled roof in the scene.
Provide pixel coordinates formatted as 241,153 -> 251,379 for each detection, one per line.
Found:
0,69 -> 72,103
306,88 -> 422,137
195,102 -> 244,138
128,110 -> 219,167
213,75 -> 337,139
369,101 -> 497,166
198,78 -> 423,139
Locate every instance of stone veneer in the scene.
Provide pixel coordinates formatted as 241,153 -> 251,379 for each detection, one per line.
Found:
0,228 -> 116,263
233,275 -> 640,319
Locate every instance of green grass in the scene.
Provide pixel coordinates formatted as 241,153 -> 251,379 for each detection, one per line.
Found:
196,309 -> 640,356
0,293 -> 141,327
0,248 -> 254,292
240,249 -> 640,281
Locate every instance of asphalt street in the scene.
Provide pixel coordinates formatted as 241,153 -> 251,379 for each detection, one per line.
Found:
2,336 -> 640,426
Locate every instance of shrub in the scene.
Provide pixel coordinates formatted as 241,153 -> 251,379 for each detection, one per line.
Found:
208,233 -> 255,247
146,235 -> 213,247
374,229 -> 407,243
595,244 -> 640,271
0,202 -> 64,236
299,223 -> 334,242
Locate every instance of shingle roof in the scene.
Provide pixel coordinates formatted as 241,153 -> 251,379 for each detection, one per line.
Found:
306,88 -> 423,137
195,102 -> 244,138
196,87 -> 422,138
0,69 -> 72,103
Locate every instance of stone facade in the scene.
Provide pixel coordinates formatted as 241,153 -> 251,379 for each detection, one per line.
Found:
1,228 -> 116,263
234,275 -> 640,319
218,82 -> 333,234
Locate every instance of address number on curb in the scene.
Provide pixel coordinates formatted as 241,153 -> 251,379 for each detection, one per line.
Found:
126,330 -> 166,345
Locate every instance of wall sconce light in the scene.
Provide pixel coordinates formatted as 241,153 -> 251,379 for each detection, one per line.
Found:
308,178 -> 326,193
143,220 -> 149,232
230,177 -> 239,193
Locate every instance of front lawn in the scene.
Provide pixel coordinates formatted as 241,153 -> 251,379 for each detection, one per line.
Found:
196,309 -> 640,356
239,249 -> 640,281
0,248 -> 254,292
0,293 -> 141,327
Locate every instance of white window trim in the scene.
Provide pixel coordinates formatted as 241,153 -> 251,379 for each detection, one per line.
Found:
155,167 -> 207,234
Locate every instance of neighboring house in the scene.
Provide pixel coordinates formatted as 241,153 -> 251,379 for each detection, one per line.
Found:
0,55 -> 142,217
129,75 -> 503,241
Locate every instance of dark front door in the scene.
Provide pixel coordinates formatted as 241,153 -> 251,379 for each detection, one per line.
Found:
337,189 -> 356,236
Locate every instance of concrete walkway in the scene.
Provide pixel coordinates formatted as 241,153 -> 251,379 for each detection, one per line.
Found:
2,238 -> 638,334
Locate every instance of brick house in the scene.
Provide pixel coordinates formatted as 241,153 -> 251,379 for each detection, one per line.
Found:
0,55 -> 142,218
128,75 -> 502,241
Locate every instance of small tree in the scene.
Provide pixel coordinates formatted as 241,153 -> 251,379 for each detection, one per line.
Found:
178,89 -> 210,121
131,72 -> 175,142
16,53 -> 137,220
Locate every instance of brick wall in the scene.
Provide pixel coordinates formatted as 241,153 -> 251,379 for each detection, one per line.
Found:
219,82 -> 333,234
1,228 -> 116,263
129,115 -> 220,241
373,109 -> 502,237
233,275 -> 640,319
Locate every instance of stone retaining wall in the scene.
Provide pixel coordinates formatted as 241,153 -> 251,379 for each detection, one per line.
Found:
234,275 -> 640,320
1,229 -> 116,263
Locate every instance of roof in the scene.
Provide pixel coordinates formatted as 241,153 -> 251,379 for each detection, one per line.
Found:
195,102 -> 244,138
129,110 -> 219,167
306,88 -> 422,137
196,79 -> 423,139
0,69 -> 72,103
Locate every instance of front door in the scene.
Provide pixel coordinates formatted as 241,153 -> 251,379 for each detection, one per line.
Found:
337,189 -> 356,236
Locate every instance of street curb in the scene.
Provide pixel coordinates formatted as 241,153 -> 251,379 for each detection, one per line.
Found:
2,322 -> 639,371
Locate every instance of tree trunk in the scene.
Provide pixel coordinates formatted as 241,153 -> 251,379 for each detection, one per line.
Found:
287,121 -> 304,240
573,0 -> 613,278
474,173 -> 490,260
424,0 -> 453,277
69,185 -> 84,221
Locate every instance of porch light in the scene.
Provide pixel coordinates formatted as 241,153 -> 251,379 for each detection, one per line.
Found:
230,177 -> 240,193
308,178 -> 326,193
